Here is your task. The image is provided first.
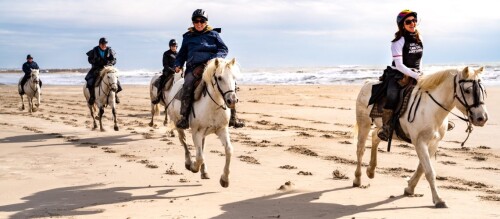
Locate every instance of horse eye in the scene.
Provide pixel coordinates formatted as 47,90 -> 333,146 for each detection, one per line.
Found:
465,88 -> 472,94
217,76 -> 222,81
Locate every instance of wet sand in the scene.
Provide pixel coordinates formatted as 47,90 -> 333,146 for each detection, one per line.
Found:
0,85 -> 499,218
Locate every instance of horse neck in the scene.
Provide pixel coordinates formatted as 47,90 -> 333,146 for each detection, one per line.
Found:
99,75 -> 112,93
422,75 -> 457,120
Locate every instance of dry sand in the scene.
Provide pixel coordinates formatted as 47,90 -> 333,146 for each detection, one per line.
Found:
0,84 -> 499,219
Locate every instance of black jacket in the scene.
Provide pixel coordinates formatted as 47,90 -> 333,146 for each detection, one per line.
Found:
22,61 -> 39,75
87,46 -> 116,69
162,50 -> 177,73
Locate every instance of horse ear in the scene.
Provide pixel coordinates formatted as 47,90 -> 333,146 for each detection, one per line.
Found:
229,58 -> 236,66
215,58 -> 219,68
475,66 -> 484,75
462,66 -> 470,78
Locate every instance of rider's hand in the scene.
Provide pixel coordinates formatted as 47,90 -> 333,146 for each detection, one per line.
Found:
175,67 -> 181,73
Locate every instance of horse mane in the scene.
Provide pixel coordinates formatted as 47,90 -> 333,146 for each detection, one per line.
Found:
31,69 -> 39,75
202,58 -> 240,84
417,68 -> 459,91
99,66 -> 117,78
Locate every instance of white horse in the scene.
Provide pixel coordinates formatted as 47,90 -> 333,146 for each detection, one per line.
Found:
83,66 -> 119,132
18,69 -> 41,113
149,72 -> 182,127
167,58 -> 239,187
353,66 -> 488,208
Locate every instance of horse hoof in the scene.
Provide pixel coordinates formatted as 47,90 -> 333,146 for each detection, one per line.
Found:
148,122 -> 153,127
220,177 -> 229,188
201,173 -> 210,179
403,188 -> 413,196
163,121 -> 168,126
352,182 -> 361,187
100,129 -> 106,132
114,126 -> 119,131
435,202 -> 448,208
366,170 -> 375,179
185,163 -> 191,171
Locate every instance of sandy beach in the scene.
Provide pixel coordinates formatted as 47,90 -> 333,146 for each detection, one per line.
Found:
0,84 -> 499,219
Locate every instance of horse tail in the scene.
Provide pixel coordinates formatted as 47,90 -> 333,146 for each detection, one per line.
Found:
153,103 -> 160,116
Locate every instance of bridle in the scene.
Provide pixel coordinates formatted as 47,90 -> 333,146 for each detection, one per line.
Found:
425,74 -> 486,146
99,73 -> 118,105
205,68 -> 235,110
28,73 -> 39,94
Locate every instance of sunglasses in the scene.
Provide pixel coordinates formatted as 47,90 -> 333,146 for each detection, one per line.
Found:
404,19 -> 418,25
192,19 -> 206,24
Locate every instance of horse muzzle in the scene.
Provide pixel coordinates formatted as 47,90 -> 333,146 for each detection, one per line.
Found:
111,85 -> 118,92
469,107 -> 488,127
224,92 -> 238,109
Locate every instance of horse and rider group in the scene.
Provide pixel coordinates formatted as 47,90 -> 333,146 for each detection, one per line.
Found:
15,9 -> 489,208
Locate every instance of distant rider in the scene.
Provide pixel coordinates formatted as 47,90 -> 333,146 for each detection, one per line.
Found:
19,54 -> 41,95
85,37 -> 122,105
152,39 -> 178,104
378,9 -> 423,141
174,9 -> 244,129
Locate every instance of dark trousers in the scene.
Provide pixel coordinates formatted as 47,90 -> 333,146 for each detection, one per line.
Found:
384,76 -> 401,110
157,70 -> 174,91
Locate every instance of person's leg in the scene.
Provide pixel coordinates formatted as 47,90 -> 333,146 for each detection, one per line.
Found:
229,108 -> 245,128
19,74 -> 30,94
152,74 -> 167,104
176,71 -> 196,129
378,77 -> 400,141
87,77 -> 96,105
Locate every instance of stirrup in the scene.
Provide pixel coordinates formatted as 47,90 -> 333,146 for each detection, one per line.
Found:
377,127 -> 390,141
229,119 -> 245,128
176,118 -> 189,129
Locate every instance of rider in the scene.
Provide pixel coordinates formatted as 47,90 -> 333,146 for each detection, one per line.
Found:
152,39 -> 178,104
174,9 -> 244,129
85,37 -> 121,105
19,54 -> 41,95
378,9 -> 423,141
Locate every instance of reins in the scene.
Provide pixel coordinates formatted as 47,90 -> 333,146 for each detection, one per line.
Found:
98,73 -> 117,106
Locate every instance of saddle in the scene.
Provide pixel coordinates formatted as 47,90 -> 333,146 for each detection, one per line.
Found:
153,74 -> 174,91
369,67 -> 417,143
174,63 -> 207,101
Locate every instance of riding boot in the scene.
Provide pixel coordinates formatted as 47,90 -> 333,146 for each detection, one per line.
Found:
229,108 -> 245,128
377,109 -> 394,141
88,86 -> 96,105
176,96 -> 192,129
115,80 -> 122,104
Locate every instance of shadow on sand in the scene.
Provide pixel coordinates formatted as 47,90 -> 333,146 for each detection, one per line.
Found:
213,187 -> 431,218
0,183 -> 213,219
0,133 -> 139,148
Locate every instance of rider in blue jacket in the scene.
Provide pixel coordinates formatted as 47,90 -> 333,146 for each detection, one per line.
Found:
174,9 -> 244,129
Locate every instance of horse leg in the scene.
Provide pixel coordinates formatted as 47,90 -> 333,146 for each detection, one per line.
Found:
367,127 -> 382,179
163,106 -> 169,126
414,139 -> 447,208
20,94 -> 25,111
177,129 -> 193,171
89,104 -> 97,130
189,131 -> 204,173
200,137 -> 210,179
98,106 -> 105,132
404,162 -> 424,195
217,128 -> 233,188
112,106 -> 119,131
28,97 -> 33,113
149,103 -> 156,127
353,115 -> 371,187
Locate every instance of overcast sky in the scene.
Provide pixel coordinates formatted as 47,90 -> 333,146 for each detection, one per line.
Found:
0,0 -> 499,70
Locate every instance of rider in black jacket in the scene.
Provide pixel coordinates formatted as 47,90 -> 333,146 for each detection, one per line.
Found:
19,54 -> 41,95
85,37 -> 122,104
152,39 -> 177,104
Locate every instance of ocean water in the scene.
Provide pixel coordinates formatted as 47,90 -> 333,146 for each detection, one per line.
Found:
1,64 -> 499,86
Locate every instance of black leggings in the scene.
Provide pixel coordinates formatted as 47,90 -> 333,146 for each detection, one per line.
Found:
384,76 -> 401,110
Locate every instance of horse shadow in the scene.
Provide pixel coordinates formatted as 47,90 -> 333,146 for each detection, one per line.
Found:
6,133 -> 138,148
0,183 -> 212,219
213,187 -> 431,218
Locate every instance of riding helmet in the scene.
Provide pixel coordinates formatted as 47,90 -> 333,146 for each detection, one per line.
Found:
192,9 -> 208,21
26,54 -> 33,59
99,37 -> 108,44
396,9 -> 417,26
169,39 -> 177,47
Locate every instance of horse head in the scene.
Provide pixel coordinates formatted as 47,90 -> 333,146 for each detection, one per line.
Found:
100,66 -> 119,92
204,58 -> 240,109
30,69 -> 40,84
454,66 -> 488,126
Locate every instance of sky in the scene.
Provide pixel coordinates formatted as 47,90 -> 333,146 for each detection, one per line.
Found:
0,0 -> 499,70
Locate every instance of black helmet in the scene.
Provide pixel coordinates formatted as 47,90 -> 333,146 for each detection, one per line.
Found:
192,9 -> 208,21
26,54 -> 33,59
99,37 -> 108,44
169,39 -> 177,47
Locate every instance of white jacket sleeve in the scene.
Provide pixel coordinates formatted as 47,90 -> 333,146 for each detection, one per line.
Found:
391,38 -> 419,79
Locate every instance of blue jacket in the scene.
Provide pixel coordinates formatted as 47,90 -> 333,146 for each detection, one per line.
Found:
175,26 -> 228,69
22,61 -> 39,75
